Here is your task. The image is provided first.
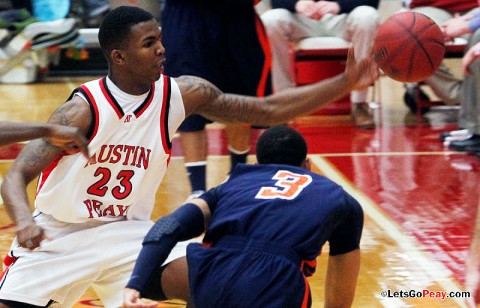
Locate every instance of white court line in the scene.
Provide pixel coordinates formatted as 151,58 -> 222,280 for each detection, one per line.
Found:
310,155 -> 468,308
320,151 -> 463,157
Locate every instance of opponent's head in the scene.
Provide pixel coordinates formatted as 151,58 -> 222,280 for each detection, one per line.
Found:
98,6 -> 154,61
256,126 -> 308,168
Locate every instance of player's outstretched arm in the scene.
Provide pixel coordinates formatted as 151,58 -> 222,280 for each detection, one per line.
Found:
176,48 -> 378,126
0,121 -> 89,157
0,96 -> 92,250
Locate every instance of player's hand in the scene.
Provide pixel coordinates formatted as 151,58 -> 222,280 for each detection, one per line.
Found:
123,288 -> 158,308
45,124 -> 89,158
17,223 -> 46,250
345,47 -> 379,90
462,42 -> 480,75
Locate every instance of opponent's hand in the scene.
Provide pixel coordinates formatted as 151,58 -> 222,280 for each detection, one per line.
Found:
17,223 -> 46,250
123,288 -> 158,308
45,124 -> 89,158
345,47 -> 379,90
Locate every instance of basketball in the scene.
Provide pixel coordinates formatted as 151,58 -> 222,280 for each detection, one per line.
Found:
372,11 -> 445,82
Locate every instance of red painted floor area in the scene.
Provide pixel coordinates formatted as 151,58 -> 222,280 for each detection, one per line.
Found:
300,124 -> 479,285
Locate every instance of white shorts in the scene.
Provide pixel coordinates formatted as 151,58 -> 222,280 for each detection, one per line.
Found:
0,212 -> 190,307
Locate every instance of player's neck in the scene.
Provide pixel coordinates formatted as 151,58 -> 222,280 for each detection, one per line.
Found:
107,72 -> 151,96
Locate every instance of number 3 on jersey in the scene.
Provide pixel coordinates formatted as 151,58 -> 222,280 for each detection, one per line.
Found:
255,170 -> 312,200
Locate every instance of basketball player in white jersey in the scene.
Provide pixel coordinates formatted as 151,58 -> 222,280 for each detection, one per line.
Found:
0,6 -> 377,307
0,121 -> 88,156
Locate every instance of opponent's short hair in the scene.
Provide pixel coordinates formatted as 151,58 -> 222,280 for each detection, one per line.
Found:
98,6 -> 154,59
256,126 -> 307,167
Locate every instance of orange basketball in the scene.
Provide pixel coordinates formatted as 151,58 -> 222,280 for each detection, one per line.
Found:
372,11 -> 445,82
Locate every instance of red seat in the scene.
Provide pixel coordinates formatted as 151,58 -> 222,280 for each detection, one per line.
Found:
291,37 -> 351,116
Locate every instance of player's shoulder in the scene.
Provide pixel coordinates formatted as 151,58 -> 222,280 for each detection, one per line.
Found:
173,75 -> 214,90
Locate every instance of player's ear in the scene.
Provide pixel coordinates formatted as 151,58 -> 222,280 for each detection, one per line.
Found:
111,49 -> 125,65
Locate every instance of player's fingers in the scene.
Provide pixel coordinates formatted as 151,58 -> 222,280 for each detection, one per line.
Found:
61,135 -> 89,158
124,299 -> 158,308
20,238 -> 40,250
75,139 -> 90,158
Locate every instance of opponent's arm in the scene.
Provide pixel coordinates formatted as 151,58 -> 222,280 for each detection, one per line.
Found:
0,96 -> 92,250
0,121 -> 89,157
324,193 -> 363,307
324,249 -> 360,308
177,48 -> 378,126
124,199 -> 210,305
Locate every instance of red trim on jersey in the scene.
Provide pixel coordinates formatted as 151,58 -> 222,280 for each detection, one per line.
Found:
301,275 -> 310,308
99,78 -> 123,119
80,85 -> 100,142
160,75 -> 172,154
301,259 -> 317,277
254,13 -> 272,97
136,82 -> 156,117
36,154 -> 64,195
0,254 -> 17,283
3,254 -> 15,267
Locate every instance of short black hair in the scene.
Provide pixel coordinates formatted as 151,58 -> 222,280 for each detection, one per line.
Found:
98,6 -> 154,59
256,126 -> 307,167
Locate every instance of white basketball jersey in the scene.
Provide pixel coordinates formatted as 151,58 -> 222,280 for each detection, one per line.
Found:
35,75 -> 185,223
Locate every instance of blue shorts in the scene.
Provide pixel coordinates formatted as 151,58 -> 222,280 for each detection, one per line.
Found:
178,114 -> 212,132
186,237 -> 311,308
162,3 -> 272,132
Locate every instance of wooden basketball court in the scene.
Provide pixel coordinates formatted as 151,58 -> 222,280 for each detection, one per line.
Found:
0,61 -> 478,307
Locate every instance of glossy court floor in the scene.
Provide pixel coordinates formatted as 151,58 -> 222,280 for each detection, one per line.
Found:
0,53 -> 479,307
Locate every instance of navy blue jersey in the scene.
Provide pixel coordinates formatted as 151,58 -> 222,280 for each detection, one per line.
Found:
187,163 -> 363,307
201,164 -> 363,262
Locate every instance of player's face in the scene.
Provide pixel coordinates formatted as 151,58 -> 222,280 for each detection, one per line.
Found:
123,19 -> 165,83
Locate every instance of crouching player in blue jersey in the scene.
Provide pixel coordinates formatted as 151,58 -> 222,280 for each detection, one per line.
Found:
123,125 -> 364,308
